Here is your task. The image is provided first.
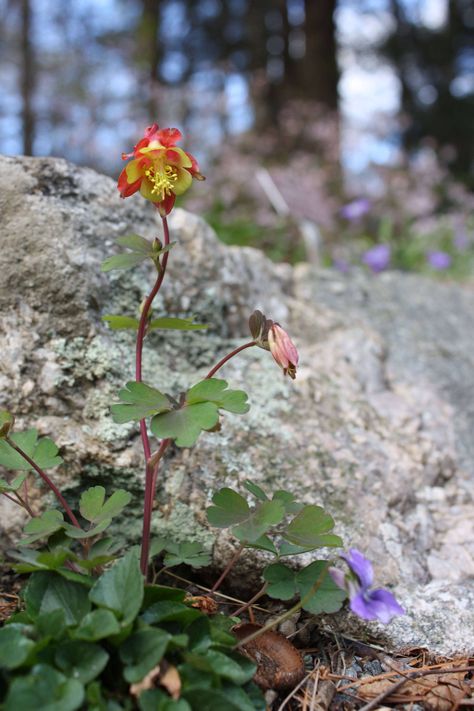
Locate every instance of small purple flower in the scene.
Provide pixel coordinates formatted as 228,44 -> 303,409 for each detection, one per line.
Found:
362,244 -> 391,273
427,250 -> 451,270
340,198 -> 371,222
329,548 -> 405,624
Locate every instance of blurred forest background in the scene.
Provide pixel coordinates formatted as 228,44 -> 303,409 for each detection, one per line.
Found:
1,0 -> 473,273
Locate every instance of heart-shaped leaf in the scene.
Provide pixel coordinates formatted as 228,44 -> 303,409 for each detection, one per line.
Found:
296,561 -> 347,614
283,505 -> 342,549
263,563 -> 297,600
79,486 -> 131,523
233,500 -> 285,543
111,382 -> 170,424
162,541 -> 211,569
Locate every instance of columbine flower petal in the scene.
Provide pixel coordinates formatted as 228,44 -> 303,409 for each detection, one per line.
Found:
268,324 -> 299,379
117,123 -> 204,213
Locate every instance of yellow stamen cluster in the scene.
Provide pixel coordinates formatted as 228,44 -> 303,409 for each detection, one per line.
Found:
145,164 -> 178,200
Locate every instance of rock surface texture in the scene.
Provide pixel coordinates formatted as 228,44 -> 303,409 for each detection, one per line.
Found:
1,155 -> 473,655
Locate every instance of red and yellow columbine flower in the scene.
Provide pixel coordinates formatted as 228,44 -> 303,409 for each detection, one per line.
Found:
118,124 -> 204,215
249,310 -> 299,380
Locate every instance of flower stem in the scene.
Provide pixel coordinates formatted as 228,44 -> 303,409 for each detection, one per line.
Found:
140,438 -> 170,577
5,436 -> 82,529
234,582 -> 268,617
136,215 -> 171,461
205,341 -> 256,379
136,214 -> 172,577
210,543 -> 245,593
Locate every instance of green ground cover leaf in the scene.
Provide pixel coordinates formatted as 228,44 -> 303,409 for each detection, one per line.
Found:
0,625 -> 36,669
206,488 -> 250,527
73,609 -> 120,641
162,541 -> 211,568
111,382 -> 170,423
0,472 -> 28,493
263,563 -> 297,600
139,690 -> 191,711
24,571 -> 91,626
4,663 -> 84,711
120,627 -> 170,683
233,500 -> 285,544
79,486 -> 131,523
54,641 -> 109,684
243,480 -> 268,501
89,550 -> 143,626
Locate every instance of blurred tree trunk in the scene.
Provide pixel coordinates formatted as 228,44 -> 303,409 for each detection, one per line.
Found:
139,0 -> 162,117
301,0 -> 339,110
20,0 -> 34,155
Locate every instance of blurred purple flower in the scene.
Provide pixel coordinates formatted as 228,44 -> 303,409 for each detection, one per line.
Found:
340,198 -> 371,221
427,250 -> 451,270
362,244 -> 391,273
333,258 -> 350,273
329,548 -> 405,624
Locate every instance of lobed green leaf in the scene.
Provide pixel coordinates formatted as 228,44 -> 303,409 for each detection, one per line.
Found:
111,381 -> 171,424
151,401 -> 219,447
0,429 -> 62,471
283,504 -> 343,549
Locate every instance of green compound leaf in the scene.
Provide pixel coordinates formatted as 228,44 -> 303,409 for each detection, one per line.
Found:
263,563 -> 297,600
0,471 -> 28,494
162,541 -> 212,569
233,500 -> 285,544
24,571 -> 91,626
73,609 -> 120,641
187,378 -> 250,414
63,518 -> 112,539
120,627 -> 170,683
102,314 -> 140,330
264,561 -> 346,614
207,488 -> 285,544
101,251 -> 148,272
79,486 -> 131,523
4,663 -> 84,711
89,550 -> 144,626
272,490 -> 304,514
206,488 -> 250,527
111,381 -> 171,424
296,561 -> 347,614
0,625 -> 36,669
0,429 -> 63,471
151,401 -> 219,447
20,510 -> 65,545
116,233 -> 154,254
282,504 -> 343,549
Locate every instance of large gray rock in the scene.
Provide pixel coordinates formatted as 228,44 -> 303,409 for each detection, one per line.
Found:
0,155 -> 473,655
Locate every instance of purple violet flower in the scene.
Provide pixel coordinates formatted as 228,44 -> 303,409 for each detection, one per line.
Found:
329,548 -> 405,624
427,250 -> 451,270
340,198 -> 371,222
362,244 -> 391,273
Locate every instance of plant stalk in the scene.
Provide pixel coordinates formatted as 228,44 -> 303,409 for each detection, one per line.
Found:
5,436 -> 82,529
205,341 -> 256,379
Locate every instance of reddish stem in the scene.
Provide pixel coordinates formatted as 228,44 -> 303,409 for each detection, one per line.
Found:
210,543 -> 244,593
140,438 -> 170,576
136,214 -> 171,577
205,341 -> 256,379
5,437 -> 81,529
136,215 -> 171,461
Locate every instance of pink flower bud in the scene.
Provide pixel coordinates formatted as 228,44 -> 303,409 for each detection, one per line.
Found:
268,324 -> 299,379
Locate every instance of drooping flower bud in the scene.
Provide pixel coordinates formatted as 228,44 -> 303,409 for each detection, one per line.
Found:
249,310 -> 299,379
268,324 -> 299,380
